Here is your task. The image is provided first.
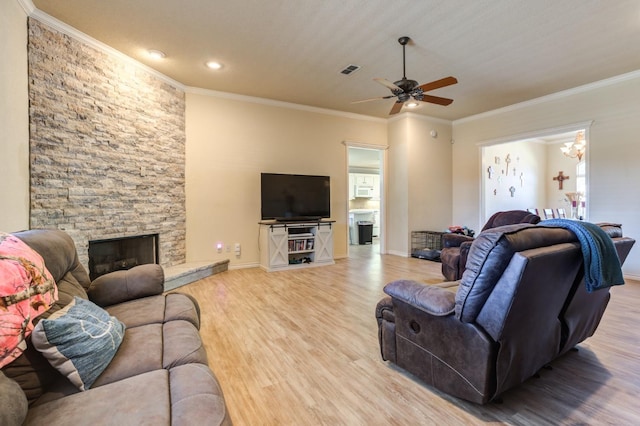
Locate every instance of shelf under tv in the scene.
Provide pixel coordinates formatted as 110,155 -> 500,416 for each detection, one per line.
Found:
258,220 -> 334,272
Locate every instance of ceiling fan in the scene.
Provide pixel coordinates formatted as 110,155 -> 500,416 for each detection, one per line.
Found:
353,36 -> 458,115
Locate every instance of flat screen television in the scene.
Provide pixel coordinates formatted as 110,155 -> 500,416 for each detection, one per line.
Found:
261,173 -> 330,221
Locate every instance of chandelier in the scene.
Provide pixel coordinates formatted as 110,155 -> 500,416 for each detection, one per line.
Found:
560,131 -> 586,161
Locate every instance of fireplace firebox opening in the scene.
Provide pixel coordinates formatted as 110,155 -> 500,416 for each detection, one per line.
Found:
88,234 -> 159,280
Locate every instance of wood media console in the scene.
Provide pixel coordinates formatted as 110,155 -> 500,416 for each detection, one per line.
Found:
258,221 -> 334,272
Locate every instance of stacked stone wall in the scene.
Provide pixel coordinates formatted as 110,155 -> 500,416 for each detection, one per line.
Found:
28,18 -> 186,269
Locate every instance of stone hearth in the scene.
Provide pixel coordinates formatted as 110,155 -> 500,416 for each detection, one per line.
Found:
164,260 -> 230,291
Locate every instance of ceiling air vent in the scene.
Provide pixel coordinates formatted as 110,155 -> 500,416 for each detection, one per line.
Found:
339,64 -> 361,75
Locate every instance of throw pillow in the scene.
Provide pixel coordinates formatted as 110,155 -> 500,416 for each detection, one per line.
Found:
31,296 -> 126,391
0,232 -> 58,368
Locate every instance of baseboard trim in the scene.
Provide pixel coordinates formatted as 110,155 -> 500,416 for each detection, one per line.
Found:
387,250 -> 410,258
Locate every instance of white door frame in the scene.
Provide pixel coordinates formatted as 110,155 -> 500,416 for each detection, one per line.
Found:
343,141 -> 389,255
476,121 -> 593,225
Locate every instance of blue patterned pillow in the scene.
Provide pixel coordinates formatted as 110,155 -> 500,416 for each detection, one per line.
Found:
31,297 -> 125,391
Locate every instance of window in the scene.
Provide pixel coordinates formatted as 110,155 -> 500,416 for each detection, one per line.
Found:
576,161 -> 586,195
576,160 -> 586,218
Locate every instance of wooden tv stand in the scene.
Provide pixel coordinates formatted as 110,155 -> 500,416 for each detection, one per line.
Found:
258,220 -> 334,272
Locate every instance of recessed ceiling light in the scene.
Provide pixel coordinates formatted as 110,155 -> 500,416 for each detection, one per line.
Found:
206,61 -> 223,70
406,101 -> 420,108
147,49 -> 166,60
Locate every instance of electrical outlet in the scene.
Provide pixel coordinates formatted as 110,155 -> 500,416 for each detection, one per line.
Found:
226,244 -> 231,252
234,243 -> 241,256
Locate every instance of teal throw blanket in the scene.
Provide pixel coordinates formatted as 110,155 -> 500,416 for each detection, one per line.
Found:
539,219 -> 624,292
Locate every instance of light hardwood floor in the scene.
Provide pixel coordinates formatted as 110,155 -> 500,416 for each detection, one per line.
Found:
175,244 -> 640,425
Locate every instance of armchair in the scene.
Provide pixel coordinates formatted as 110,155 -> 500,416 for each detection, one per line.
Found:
440,210 -> 541,281
377,223 -> 634,403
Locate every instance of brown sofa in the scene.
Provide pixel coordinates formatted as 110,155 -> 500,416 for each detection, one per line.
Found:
440,210 -> 541,281
376,222 -> 634,404
1,229 -> 231,425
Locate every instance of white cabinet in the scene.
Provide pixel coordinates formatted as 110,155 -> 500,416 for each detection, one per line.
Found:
350,173 -> 380,199
348,174 -> 356,200
372,175 -> 381,200
263,226 -> 289,268
355,175 -> 374,186
314,224 -> 333,262
259,221 -> 334,272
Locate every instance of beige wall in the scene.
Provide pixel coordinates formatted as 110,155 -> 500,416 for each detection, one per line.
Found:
185,91 -> 387,267
453,74 -> 640,277
0,0 -> 29,232
386,118 -> 410,255
407,117 -> 453,238
482,140 -> 547,219
387,115 -> 453,256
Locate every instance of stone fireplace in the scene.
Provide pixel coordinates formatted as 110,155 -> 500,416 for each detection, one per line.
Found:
27,18 -> 186,272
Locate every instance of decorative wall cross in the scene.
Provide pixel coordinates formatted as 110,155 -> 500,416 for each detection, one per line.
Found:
553,171 -> 570,190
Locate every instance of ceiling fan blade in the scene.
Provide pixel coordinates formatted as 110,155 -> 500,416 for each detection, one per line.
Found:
417,76 -> 458,93
389,101 -> 404,115
374,78 -> 402,92
351,95 -> 396,104
420,94 -> 454,106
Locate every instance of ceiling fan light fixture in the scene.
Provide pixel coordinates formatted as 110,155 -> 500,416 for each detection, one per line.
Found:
406,101 -> 419,108
351,36 -> 457,115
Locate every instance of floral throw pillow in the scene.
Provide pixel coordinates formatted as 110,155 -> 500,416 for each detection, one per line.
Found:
31,297 -> 126,391
0,232 -> 58,368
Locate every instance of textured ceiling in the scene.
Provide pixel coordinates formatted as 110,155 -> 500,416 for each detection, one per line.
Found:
31,0 -> 640,120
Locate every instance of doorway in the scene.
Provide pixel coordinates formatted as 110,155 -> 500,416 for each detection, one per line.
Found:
480,123 -> 590,224
347,145 -> 385,256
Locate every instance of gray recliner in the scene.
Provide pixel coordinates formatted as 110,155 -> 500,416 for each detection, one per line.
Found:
376,223 -> 634,404
440,210 -> 541,281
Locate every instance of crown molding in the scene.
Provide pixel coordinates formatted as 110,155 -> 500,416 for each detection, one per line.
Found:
26,6 -> 185,91
20,0 -> 640,129
26,1 -> 384,123
476,120 -> 594,147
185,86 -> 387,123
21,0 -> 442,126
454,70 -> 640,125
17,0 -> 35,14
387,111 -> 451,125
342,140 -> 389,150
